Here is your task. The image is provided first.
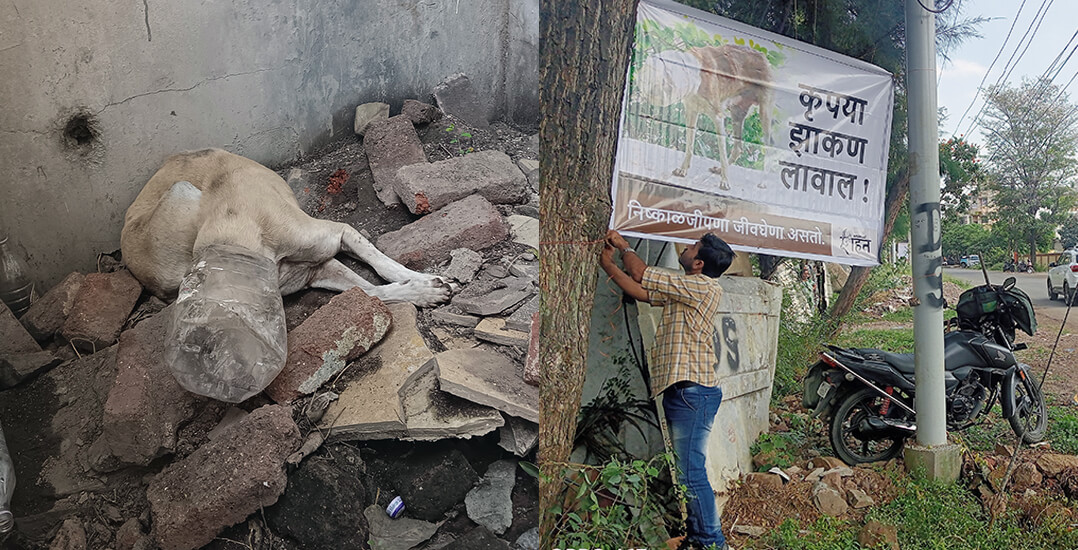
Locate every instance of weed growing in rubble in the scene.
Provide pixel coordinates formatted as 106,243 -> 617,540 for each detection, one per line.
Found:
765,516 -> 858,549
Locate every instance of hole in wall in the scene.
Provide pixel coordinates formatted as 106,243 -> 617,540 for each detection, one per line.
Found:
61,111 -> 100,149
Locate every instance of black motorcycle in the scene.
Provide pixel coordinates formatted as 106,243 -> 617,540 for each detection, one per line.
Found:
803,277 -> 1047,465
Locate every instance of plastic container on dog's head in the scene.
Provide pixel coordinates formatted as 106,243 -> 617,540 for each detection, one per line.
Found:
164,244 -> 287,403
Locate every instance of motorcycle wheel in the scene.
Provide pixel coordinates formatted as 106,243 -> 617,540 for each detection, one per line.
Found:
1027,266 -> 1035,273
829,388 -> 907,466
1008,374 -> 1048,444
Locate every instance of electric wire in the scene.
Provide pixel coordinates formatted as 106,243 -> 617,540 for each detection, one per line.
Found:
917,0 -> 956,14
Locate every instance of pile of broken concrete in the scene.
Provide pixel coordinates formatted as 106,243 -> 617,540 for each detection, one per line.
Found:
0,76 -> 539,550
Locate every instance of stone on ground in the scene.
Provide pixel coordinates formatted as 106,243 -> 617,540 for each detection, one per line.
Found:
743,472 -> 783,490
465,460 -> 517,535
364,504 -> 440,550
49,518 -> 87,550
401,99 -> 443,126
393,448 -> 478,522
0,350 -> 61,388
858,520 -> 899,550
376,195 -> 509,270
267,287 -> 393,403
364,115 -> 427,206
523,312 -> 539,386
474,318 -> 529,347
398,357 -> 503,440
394,150 -> 527,215
319,303 -> 431,440
61,270 -> 142,352
515,528 -> 540,550
115,517 -> 149,550
431,305 -> 480,328
354,102 -> 390,136
506,215 -> 538,249
20,272 -> 84,342
847,486 -> 875,509
444,248 -> 484,283
442,526 -> 510,550
266,459 -> 368,550
0,299 -> 40,354
434,348 -> 538,422
1036,453 -> 1078,477
812,481 -> 848,516
498,415 -> 538,456
432,74 -> 490,128
147,404 -> 300,550
89,308 -> 210,470
452,277 -> 533,316
505,295 -> 539,333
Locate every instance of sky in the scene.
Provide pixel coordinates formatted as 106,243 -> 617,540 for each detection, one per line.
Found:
937,0 -> 1078,147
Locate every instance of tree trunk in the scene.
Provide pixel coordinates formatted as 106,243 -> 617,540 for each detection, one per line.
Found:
828,167 -> 910,329
538,0 -> 638,544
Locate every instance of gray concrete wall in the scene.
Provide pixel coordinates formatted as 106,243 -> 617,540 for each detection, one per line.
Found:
0,0 -> 539,289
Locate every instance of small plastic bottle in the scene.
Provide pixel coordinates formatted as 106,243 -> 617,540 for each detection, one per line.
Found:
164,244 -> 287,403
0,423 -> 15,534
0,236 -> 35,318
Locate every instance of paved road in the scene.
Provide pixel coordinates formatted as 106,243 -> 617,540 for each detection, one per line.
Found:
943,267 -> 1078,328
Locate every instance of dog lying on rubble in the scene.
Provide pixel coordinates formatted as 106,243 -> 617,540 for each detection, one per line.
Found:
121,148 -> 451,305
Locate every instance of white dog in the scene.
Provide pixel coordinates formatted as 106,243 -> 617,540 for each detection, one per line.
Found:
121,148 -> 451,305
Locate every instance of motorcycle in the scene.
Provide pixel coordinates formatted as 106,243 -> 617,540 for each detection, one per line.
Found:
1003,259 -> 1015,272
803,276 -> 1047,465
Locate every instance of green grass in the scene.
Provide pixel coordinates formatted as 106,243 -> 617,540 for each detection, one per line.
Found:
835,327 -> 915,352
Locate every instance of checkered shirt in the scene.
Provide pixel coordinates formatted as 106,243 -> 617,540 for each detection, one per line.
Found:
641,266 -> 724,397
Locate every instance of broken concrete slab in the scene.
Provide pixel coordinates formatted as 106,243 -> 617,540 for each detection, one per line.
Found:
475,318 -> 529,348
0,299 -> 40,354
431,306 -> 480,329
432,74 -> 490,128
445,248 -> 484,284
376,195 -> 509,270
49,518 -> 87,550
402,99 -> 442,126
452,278 -> 533,317
319,303 -> 431,440
147,404 -> 300,550
442,526 -> 511,550
364,504 -> 440,550
266,459 -> 369,550
364,115 -> 428,206
61,270 -> 142,352
0,350 -> 61,388
434,349 -> 537,422
508,260 -> 538,281
505,295 -> 539,333
812,481 -> 848,516
115,517 -> 148,550
355,102 -> 390,136
523,313 -> 539,387
393,448 -> 478,521
498,415 -> 538,457
267,287 -> 393,403
466,460 -> 517,535
89,308 -> 210,471
394,150 -> 528,215
399,357 -> 503,440
506,215 -> 539,249
515,527 -> 540,550
516,159 -> 538,174
20,272 -> 84,342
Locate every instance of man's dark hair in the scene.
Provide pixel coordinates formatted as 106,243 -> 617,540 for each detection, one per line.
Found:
697,233 -> 734,278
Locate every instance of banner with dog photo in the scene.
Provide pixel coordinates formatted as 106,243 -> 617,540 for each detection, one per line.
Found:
609,0 -> 895,266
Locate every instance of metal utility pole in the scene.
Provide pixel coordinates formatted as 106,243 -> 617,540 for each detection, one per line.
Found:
905,0 -> 949,453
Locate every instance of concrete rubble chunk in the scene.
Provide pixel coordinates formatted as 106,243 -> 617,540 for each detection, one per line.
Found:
505,295 -> 539,333
466,460 -> 517,535
508,260 -> 538,280
516,159 -> 539,174
523,312 -> 539,386
147,404 -> 300,550
435,348 -> 538,422
364,504 -> 440,550
49,518 -> 87,550
453,277 -> 533,317
732,525 -> 768,537
443,526 -> 511,550
266,459 -> 368,550
394,448 -> 478,521
0,350 -> 61,388
0,299 -> 41,354
812,481 -> 848,516
432,74 -> 490,128
475,318 -> 529,348
394,150 -> 528,215
445,248 -> 484,283
376,195 -> 509,270
431,306 -> 480,328
320,303 -> 431,440
21,271 -> 84,342
811,456 -> 846,470
398,356 -> 504,440
401,99 -> 443,126
1013,461 -> 1043,488
61,270 -> 143,352
498,415 -> 538,456
1036,453 -> 1078,477
267,287 -> 393,403
90,308 -> 209,470
506,215 -> 539,249
743,472 -> 783,490
515,528 -> 540,550
115,518 -> 147,550
355,102 -> 390,136
364,115 -> 428,206
847,486 -> 875,509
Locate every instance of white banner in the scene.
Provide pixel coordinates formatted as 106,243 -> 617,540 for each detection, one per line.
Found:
609,0 -> 895,266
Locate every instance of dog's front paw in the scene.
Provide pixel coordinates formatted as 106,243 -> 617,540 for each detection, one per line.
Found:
398,277 -> 451,308
672,167 -> 687,177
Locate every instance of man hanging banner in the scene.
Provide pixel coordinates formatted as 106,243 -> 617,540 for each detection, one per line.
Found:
609,0 -> 895,266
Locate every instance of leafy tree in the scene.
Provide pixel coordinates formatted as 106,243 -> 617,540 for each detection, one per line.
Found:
939,136 -> 984,215
1058,216 -> 1078,250
982,78 -> 1078,265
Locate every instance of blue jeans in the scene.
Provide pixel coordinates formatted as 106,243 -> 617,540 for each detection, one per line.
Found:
664,382 -> 725,548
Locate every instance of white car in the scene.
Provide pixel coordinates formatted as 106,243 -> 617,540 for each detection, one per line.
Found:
1047,249 -> 1078,303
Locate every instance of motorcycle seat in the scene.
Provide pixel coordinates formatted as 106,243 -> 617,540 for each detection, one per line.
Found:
853,332 -> 986,375
855,349 -> 916,374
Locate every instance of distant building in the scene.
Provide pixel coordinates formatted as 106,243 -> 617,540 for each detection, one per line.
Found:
963,189 -> 996,226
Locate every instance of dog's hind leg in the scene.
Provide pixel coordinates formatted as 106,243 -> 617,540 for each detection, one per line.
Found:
707,113 -> 731,190
674,109 -> 700,177
305,258 -> 448,307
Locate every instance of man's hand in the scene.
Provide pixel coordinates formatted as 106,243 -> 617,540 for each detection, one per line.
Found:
606,230 -> 630,251
600,243 -> 616,266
